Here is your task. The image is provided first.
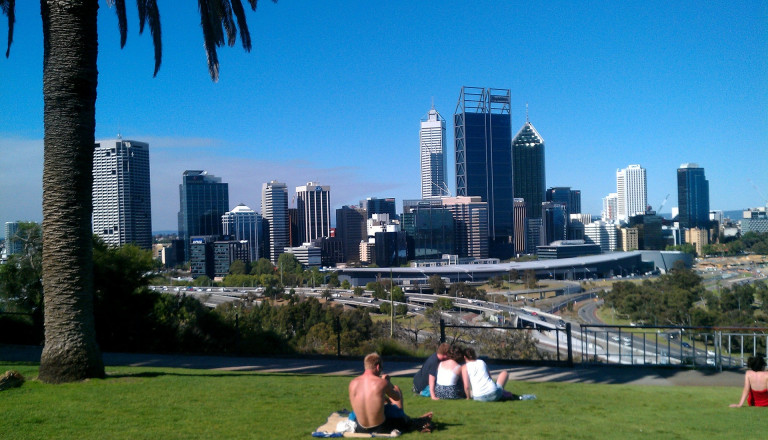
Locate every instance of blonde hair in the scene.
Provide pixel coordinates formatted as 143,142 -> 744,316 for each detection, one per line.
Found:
364,353 -> 382,371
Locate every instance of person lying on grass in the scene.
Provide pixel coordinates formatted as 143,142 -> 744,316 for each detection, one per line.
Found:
730,355 -> 768,407
349,353 -> 434,434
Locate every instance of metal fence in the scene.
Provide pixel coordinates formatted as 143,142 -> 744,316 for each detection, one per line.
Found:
436,320 -> 766,370
580,324 -> 768,370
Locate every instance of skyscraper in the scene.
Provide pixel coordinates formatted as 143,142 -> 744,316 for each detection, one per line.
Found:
93,138 -> 152,249
420,105 -> 448,199
454,86 -> 513,258
178,170 -> 229,261
441,196 -> 489,259
616,164 -> 647,222
335,205 -> 367,263
602,193 -> 618,222
365,197 -> 397,220
222,204 -> 261,262
512,120 -> 546,219
677,163 -> 710,230
296,182 -> 331,243
262,180 -> 289,264
4,221 -> 23,256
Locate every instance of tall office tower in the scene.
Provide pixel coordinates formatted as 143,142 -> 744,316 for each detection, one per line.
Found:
512,119 -> 546,219
296,182 -> 331,243
221,204 -> 261,262
366,197 -> 397,220
616,164 -> 647,222
441,196 -> 489,259
541,201 -> 568,245
602,193 -> 618,222
420,105 -> 448,199
4,221 -> 23,256
336,205 -> 367,263
262,180 -> 289,264
546,187 -> 581,217
513,198 -> 528,255
178,170 -> 229,261
93,138 -> 152,249
287,208 -> 299,247
454,87 -> 513,258
677,163 -> 710,230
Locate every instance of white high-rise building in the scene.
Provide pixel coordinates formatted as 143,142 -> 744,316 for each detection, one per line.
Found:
262,181 -> 289,264
420,105 -> 448,199
93,138 -> 152,249
584,221 -> 619,253
602,193 -> 618,222
296,182 -> 331,243
222,204 -> 261,262
616,164 -> 647,222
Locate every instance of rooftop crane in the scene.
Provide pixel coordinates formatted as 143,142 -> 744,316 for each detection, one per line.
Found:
657,193 -> 670,213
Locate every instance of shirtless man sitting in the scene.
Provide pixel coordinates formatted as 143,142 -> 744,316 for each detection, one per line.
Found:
349,353 -> 433,434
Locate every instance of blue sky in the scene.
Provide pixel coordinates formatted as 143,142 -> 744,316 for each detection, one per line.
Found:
1,1 -> 766,232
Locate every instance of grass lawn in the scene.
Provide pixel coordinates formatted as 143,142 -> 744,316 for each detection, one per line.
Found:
0,362 -> 762,440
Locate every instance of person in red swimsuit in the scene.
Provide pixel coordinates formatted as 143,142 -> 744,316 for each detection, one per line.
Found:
730,356 -> 768,407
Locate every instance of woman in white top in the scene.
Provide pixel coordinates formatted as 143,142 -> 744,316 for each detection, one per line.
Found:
461,347 -> 511,401
433,345 -> 466,400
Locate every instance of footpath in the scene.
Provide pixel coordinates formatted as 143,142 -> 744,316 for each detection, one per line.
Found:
0,344 -> 743,388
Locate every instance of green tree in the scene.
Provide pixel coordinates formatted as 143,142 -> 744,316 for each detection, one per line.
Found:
523,269 -> 538,289
428,275 -> 446,294
277,252 -> 302,274
1,0 -> 272,383
341,280 -> 351,290
0,222 -> 44,333
251,258 -> 274,276
228,259 -> 248,275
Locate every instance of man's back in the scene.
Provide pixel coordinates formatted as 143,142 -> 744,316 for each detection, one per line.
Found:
349,373 -> 387,428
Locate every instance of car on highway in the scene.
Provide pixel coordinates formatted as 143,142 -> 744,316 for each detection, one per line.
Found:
681,342 -> 691,348
610,335 -> 620,342
621,336 -> 631,343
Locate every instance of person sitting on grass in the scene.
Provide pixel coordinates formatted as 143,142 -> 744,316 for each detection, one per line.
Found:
461,347 -> 517,402
412,342 -> 450,398
433,345 -> 466,400
730,355 -> 768,407
349,353 -> 434,434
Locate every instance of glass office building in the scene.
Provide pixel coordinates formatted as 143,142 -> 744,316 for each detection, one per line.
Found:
677,163 -> 710,230
454,87 -> 513,259
512,121 -> 546,220
178,171 -> 229,261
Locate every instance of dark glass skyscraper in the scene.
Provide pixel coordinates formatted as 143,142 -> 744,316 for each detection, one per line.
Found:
178,170 -> 229,261
454,87 -> 513,258
366,197 -> 397,220
677,163 -> 710,230
512,121 -> 546,219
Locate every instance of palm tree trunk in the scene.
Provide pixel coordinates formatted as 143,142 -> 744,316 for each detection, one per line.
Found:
38,0 -> 104,383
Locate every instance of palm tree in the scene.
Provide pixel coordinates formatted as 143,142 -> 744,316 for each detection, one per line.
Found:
2,0 -> 272,383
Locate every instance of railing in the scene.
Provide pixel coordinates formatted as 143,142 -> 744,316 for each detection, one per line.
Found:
439,319 -> 574,367
580,325 -> 768,370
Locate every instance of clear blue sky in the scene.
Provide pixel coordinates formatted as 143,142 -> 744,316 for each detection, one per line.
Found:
1,1 -> 766,232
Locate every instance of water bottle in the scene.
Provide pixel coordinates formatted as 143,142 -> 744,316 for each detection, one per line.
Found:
519,394 -> 537,400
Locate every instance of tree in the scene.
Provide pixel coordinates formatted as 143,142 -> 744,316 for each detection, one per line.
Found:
0,222 -> 44,335
523,270 -> 538,289
428,275 -> 446,295
251,258 -> 274,276
2,0 -> 272,383
228,259 -> 248,275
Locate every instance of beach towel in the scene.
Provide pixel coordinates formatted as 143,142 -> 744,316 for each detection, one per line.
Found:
312,411 -> 401,438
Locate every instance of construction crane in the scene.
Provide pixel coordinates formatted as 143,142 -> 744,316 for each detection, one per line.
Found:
748,179 -> 768,206
657,193 -> 670,213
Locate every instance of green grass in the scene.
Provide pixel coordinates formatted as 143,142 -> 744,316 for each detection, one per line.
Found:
0,362 -> 763,439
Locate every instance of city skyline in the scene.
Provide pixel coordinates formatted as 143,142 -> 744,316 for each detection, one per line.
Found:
1,2 -> 766,232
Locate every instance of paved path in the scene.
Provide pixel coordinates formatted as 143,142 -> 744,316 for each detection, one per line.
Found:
0,344 -> 742,387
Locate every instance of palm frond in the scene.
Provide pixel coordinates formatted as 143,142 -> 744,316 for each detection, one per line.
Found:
141,0 -> 162,77
230,0 -> 251,51
113,0 -> 128,48
198,0 -> 220,81
1,0 -> 15,58
219,0 -> 237,47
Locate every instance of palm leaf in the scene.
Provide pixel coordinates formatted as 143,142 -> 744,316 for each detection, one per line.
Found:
139,0 -> 162,77
230,0 -> 251,51
113,0 -> 128,48
1,0 -> 14,58
198,0 -> 221,81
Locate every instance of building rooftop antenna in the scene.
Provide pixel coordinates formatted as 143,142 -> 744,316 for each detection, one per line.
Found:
525,103 -> 529,124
